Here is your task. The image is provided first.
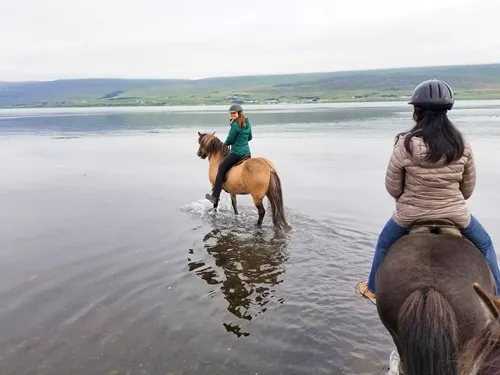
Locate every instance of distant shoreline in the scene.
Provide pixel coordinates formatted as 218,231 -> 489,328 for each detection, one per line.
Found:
3,95 -> 500,110
2,99 -> 407,110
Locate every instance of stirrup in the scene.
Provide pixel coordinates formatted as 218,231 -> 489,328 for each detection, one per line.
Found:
355,282 -> 377,305
205,193 -> 219,209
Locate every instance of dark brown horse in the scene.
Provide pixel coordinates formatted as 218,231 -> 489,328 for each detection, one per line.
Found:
197,132 -> 291,231
375,219 -> 497,375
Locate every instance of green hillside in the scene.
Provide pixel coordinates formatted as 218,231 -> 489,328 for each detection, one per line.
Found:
1,63 -> 500,108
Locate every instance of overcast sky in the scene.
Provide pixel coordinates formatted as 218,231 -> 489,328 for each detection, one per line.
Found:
2,0 -> 499,81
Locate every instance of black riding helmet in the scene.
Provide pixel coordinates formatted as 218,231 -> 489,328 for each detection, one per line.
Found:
229,104 -> 243,113
408,79 -> 455,111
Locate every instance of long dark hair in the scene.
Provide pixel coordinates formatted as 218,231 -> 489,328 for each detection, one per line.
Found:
396,106 -> 465,164
233,111 -> 247,129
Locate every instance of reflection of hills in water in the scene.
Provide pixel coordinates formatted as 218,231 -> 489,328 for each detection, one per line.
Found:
188,227 -> 289,337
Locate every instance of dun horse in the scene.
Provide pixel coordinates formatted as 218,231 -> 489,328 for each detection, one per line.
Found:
197,132 -> 291,231
374,219 -> 498,375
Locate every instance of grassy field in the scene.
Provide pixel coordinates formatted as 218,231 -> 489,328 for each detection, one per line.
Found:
1,63 -> 500,108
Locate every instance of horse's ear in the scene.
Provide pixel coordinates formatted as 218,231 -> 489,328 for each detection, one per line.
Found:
212,131 -> 215,135
198,131 -> 201,136
473,282 -> 500,321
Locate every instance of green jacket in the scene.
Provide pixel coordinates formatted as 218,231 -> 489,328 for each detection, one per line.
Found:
224,118 -> 252,155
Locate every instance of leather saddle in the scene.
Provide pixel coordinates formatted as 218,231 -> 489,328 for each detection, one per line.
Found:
223,154 -> 251,182
407,218 -> 462,237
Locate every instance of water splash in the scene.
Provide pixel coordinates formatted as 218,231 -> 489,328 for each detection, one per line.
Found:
180,198 -> 280,229
387,350 -> 401,375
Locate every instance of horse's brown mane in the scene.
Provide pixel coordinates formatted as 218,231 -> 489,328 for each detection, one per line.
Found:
459,320 -> 500,375
200,133 -> 230,157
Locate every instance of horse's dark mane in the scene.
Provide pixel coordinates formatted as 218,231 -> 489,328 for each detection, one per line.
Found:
200,133 -> 230,157
460,320 -> 500,375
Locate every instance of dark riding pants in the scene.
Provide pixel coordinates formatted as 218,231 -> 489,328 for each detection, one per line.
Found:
212,153 -> 245,199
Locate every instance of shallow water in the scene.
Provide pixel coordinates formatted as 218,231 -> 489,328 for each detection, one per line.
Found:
0,102 -> 499,375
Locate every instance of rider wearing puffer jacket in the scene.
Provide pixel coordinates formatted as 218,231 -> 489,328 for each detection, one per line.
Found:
357,79 -> 500,302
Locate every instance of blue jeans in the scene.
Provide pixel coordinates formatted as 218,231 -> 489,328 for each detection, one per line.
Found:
367,218 -> 407,294
367,215 -> 500,295
462,216 -> 500,295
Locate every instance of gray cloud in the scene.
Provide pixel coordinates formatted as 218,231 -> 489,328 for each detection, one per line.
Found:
1,0 -> 499,81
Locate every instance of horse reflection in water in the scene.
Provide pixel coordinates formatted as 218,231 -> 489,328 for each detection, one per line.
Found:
187,227 -> 289,337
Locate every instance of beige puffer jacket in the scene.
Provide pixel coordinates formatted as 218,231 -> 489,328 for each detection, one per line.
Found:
385,134 -> 476,229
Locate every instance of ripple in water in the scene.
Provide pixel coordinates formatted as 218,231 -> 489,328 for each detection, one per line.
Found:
181,198 -> 397,374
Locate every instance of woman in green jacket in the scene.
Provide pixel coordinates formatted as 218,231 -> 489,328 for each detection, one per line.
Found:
205,104 -> 253,205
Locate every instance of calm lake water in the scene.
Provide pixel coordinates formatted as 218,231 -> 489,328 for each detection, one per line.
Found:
1,101 -> 500,375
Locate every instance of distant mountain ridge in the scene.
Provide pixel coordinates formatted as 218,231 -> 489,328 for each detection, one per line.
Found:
1,63 -> 500,108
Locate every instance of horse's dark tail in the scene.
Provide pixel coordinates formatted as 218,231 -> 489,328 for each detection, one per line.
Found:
398,288 -> 459,375
267,171 -> 291,232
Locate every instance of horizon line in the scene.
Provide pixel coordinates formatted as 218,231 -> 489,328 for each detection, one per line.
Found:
2,61 -> 499,84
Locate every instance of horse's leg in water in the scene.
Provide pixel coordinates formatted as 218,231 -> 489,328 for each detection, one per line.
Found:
231,194 -> 238,215
253,196 -> 266,227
